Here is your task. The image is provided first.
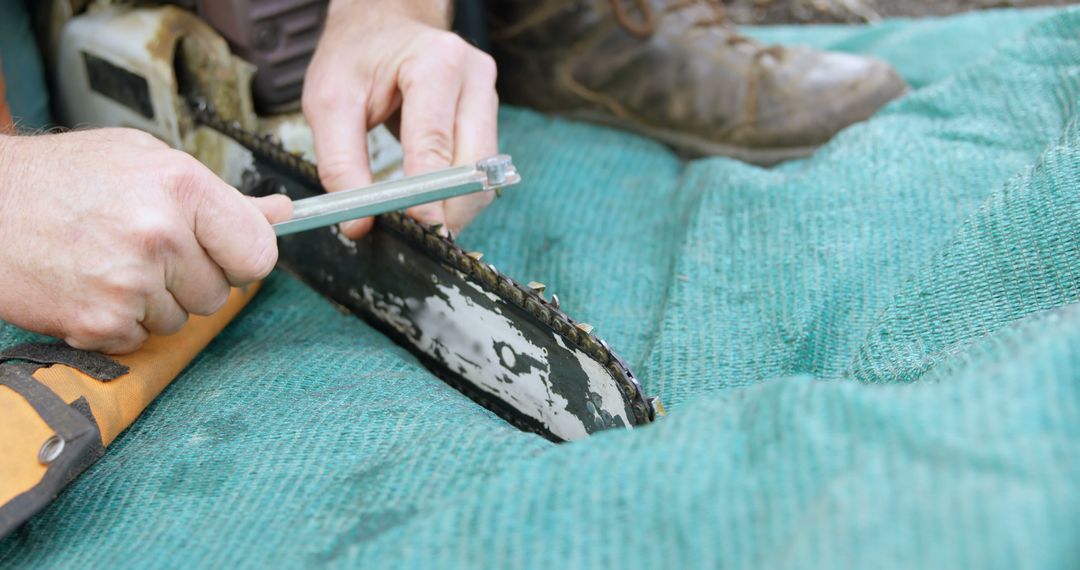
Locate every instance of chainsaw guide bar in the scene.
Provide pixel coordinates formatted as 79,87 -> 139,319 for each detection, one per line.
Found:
192,100 -> 659,442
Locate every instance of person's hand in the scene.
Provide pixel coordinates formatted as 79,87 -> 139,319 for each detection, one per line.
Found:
0,129 -> 292,354
302,0 -> 498,238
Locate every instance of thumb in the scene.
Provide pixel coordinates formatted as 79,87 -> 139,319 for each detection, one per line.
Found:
181,170 -> 280,286
248,194 -> 294,224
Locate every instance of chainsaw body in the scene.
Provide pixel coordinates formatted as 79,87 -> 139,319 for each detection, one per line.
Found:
42,1 -> 658,442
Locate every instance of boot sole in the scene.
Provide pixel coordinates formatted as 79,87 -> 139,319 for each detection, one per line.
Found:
558,109 -> 821,166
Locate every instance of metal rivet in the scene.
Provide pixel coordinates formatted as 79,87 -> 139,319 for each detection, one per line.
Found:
527,281 -> 546,295
476,154 -> 513,186
576,323 -> 594,335
467,251 -> 484,261
38,435 -> 65,465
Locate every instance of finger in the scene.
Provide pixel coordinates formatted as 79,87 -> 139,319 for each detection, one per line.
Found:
443,52 -> 500,233
399,44 -> 464,229
305,87 -> 373,193
340,216 -> 375,238
442,194 -> 494,237
165,233 -> 232,316
399,45 -> 463,176
65,322 -> 149,356
304,89 -> 377,238
141,288 -> 189,336
249,194 -> 294,225
178,166 -> 279,286
96,325 -> 150,355
453,52 -> 500,164
404,202 -> 447,230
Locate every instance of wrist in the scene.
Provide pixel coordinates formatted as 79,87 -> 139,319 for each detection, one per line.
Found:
328,0 -> 453,30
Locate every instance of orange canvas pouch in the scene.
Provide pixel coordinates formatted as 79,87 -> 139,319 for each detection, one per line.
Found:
0,286 -> 260,536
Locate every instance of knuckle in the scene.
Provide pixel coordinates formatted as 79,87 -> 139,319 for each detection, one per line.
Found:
190,282 -> 231,316
316,154 -> 361,190
63,336 -> 96,352
70,310 -> 130,344
413,131 -> 455,168
104,330 -> 147,355
100,266 -> 154,299
129,208 -> 181,253
159,311 -> 189,335
473,52 -> 498,83
301,86 -> 329,115
302,81 -> 352,116
427,32 -> 467,61
158,157 -> 207,205
206,286 -> 232,315
408,33 -> 468,78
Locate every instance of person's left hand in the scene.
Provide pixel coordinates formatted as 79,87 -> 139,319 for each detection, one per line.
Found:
302,1 -> 498,238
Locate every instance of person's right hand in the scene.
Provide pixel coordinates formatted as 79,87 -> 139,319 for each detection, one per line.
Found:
0,128 -> 292,354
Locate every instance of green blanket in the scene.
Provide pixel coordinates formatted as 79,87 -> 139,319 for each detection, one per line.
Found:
3,7 -> 1079,568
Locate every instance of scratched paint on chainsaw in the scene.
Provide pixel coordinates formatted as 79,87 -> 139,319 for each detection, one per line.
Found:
267,200 -> 639,440
359,252 -> 632,440
229,117 -> 651,440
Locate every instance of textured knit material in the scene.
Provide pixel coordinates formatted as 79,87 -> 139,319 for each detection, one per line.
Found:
3,7 -> 1080,568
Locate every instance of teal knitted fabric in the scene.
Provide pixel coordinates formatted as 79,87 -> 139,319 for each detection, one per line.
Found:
3,8 -> 1080,568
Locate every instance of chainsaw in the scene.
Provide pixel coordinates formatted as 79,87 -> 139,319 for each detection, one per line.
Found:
35,1 -> 661,442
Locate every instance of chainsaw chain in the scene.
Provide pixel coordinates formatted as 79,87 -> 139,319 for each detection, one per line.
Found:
190,99 -> 656,427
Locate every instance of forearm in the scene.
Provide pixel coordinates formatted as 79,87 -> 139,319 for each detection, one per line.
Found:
327,0 -> 453,29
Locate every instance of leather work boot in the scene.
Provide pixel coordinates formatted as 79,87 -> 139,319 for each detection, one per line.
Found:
487,0 -> 908,165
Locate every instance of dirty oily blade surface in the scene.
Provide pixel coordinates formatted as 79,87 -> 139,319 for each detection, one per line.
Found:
194,105 -> 656,442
